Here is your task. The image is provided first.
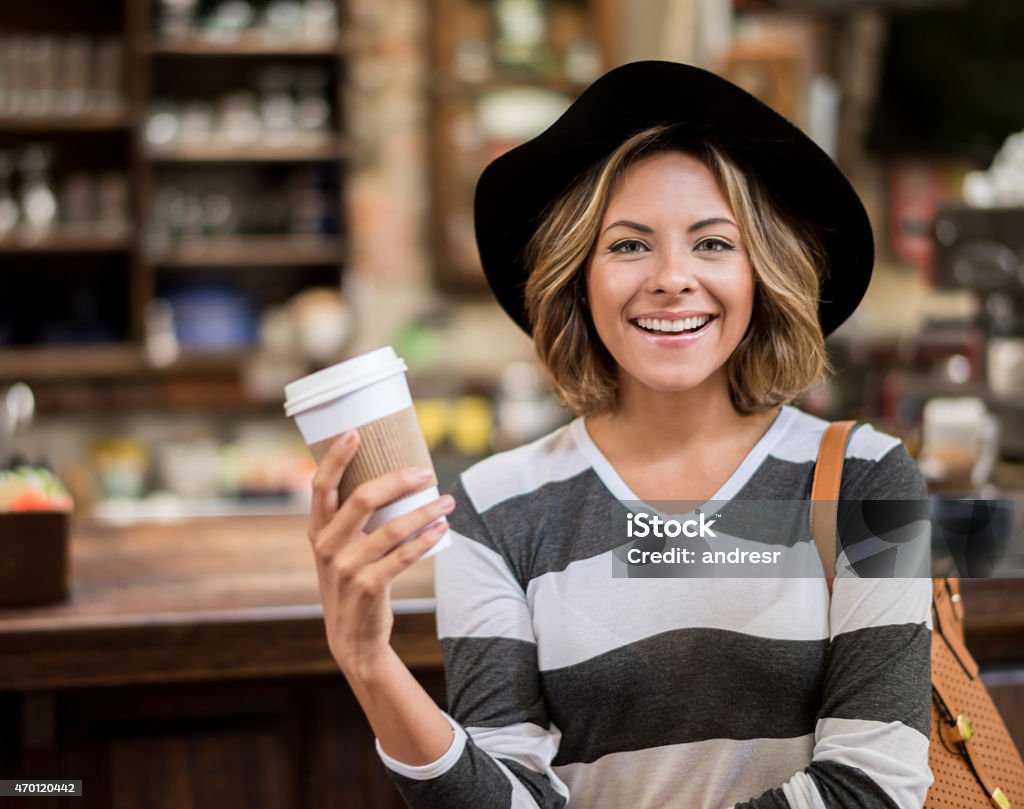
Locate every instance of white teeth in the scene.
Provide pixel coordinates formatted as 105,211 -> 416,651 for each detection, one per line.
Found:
635,315 -> 711,334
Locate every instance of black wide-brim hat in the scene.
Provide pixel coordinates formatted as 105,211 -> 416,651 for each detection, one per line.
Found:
473,60 -> 873,338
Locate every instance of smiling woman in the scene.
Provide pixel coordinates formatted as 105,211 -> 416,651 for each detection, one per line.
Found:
305,61 -> 934,809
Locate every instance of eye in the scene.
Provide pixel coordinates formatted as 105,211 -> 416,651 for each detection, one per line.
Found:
696,238 -> 735,253
609,238 -> 649,255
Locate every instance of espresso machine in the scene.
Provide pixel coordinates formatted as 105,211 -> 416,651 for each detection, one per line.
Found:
933,206 -> 1024,460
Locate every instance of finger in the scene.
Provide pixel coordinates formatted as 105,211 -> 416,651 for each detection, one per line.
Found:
371,518 -> 449,581
313,465 -> 436,560
350,494 -> 455,566
331,464 -> 436,538
310,430 -> 358,531
309,430 -> 360,532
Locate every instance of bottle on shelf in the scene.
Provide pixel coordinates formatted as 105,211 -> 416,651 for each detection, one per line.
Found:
0,34 -> 124,119
0,152 -> 19,240
493,0 -> 550,76
17,145 -> 58,239
154,0 -> 339,49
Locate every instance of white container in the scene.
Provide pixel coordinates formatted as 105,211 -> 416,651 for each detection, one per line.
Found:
285,347 -> 450,556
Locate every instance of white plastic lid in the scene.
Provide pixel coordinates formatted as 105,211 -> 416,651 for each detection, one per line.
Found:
283,346 -> 408,417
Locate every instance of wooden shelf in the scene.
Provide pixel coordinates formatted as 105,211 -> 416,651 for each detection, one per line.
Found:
153,235 -> 343,267
0,112 -> 131,132
148,35 -> 342,57
0,347 -> 301,413
160,350 -> 260,375
0,346 -> 265,381
735,0 -> 959,11
0,346 -> 145,380
146,140 -> 343,162
0,230 -> 132,254
431,75 -> 590,98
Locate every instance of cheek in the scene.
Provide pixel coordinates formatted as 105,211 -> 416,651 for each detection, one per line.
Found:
586,264 -> 632,320
728,264 -> 756,318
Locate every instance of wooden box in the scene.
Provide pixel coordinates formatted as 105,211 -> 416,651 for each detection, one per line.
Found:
0,512 -> 71,608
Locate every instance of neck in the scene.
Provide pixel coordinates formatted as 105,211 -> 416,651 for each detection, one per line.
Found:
585,372 -> 778,460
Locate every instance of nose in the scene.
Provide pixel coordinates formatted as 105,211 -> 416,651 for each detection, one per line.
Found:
647,249 -> 699,296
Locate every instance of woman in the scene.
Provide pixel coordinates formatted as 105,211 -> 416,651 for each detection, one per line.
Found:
306,62 -> 933,808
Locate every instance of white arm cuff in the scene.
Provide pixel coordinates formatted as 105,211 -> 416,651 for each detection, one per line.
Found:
375,711 -> 466,781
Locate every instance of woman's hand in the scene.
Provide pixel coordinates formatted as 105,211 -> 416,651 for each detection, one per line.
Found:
306,429 -> 454,677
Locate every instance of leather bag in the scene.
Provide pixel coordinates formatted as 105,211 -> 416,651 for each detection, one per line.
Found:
810,420 -> 1024,809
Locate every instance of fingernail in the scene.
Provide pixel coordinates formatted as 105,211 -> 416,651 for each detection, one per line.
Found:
411,466 -> 433,481
336,431 -> 354,446
439,494 -> 455,509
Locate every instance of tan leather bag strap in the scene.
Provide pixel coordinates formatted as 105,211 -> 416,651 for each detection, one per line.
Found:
931,579 -> 1012,804
933,577 -> 979,680
810,420 -> 859,596
932,579 -> 979,724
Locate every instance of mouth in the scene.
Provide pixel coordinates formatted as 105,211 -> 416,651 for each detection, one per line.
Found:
630,314 -> 717,338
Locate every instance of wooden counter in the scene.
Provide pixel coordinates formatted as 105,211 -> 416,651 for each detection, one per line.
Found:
0,515 -> 445,809
0,515 -> 440,692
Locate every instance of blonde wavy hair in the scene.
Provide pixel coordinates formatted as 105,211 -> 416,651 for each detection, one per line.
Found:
523,124 -> 832,417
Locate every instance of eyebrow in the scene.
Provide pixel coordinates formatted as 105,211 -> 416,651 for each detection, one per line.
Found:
687,217 -> 736,233
601,217 -> 737,236
602,220 -> 653,235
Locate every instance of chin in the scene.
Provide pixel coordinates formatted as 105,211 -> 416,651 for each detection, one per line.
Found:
628,372 -> 717,395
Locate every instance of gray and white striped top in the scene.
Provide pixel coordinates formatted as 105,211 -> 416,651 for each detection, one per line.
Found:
377,405 -> 933,809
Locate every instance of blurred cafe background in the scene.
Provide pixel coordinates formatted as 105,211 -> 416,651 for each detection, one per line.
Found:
0,1 -> 1022,807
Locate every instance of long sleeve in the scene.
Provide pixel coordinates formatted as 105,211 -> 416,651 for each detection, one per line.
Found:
734,438 -> 934,809
377,476 -> 571,809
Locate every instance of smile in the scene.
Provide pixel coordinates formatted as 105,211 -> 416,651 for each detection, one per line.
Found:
631,315 -> 716,337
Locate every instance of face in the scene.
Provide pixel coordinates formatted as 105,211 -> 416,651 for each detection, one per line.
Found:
584,150 -> 755,402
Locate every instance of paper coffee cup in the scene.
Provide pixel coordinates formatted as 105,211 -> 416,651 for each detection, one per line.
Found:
284,346 -> 451,557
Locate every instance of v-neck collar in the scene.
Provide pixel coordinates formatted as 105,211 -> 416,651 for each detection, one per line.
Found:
569,405 -> 794,515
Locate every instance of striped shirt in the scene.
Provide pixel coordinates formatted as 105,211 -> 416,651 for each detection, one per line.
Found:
377,405 -> 933,808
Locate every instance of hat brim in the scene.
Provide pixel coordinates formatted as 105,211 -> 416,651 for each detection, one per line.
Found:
473,60 -> 873,338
